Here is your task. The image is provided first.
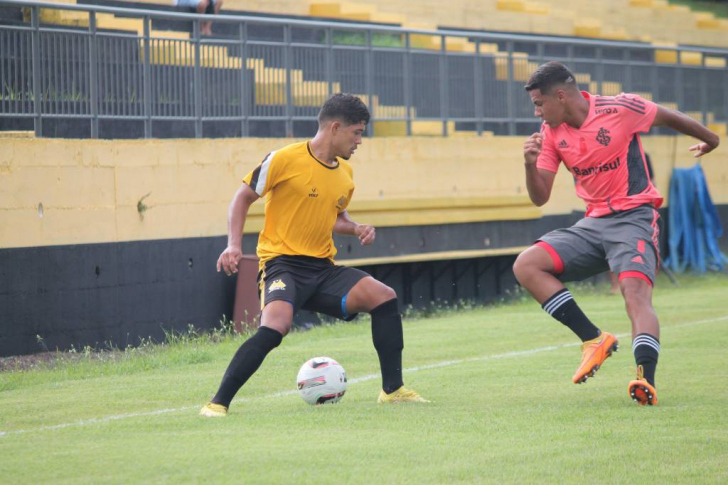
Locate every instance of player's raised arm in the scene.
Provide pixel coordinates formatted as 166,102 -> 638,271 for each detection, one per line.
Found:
523,133 -> 557,207
217,183 -> 260,276
652,105 -> 720,158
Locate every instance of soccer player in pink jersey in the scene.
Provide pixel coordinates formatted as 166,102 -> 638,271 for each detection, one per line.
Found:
513,61 -> 720,405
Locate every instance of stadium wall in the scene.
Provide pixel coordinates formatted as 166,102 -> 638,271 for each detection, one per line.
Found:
1,136 -> 726,356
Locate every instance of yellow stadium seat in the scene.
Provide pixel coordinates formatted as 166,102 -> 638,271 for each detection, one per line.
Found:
633,92 -> 654,101
371,12 -> 406,24
524,2 -> 551,15
309,2 -> 344,18
574,18 -> 601,38
680,51 -> 703,66
705,56 -> 727,68
494,52 -> 539,82
654,42 -> 678,64
497,0 -> 527,13
694,12 -> 721,30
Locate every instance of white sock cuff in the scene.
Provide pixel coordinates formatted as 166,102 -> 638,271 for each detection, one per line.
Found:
632,334 -> 660,353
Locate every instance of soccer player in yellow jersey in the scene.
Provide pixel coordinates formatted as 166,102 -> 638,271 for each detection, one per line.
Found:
200,94 -> 427,416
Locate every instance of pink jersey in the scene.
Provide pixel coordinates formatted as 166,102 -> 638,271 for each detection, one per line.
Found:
537,91 -> 663,217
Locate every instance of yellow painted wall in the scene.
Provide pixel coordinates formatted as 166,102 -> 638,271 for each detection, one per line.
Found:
1,135 -> 726,249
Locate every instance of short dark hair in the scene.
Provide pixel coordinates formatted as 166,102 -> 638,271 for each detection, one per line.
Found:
524,61 -> 577,94
318,93 -> 370,126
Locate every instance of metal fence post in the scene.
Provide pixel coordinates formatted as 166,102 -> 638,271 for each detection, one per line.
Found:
596,47 -> 604,94
325,27 -> 333,96
31,6 -> 42,137
439,35 -> 448,136
676,48 -> 684,112
474,40 -> 483,136
143,15 -> 152,138
506,40 -> 515,136
284,24 -> 293,138
193,19 -> 202,138
89,10 -> 98,138
404,32 -> 411,137
650,52 -> 659,103
365,29 -> 373,138
239,21 -> 248,137
623,47 -> 632,93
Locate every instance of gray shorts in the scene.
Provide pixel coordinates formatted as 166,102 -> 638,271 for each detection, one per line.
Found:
537,205 -> 660,285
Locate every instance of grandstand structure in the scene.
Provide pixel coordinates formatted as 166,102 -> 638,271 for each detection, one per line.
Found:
1,0 -> 726,356
0,0 -> 726,139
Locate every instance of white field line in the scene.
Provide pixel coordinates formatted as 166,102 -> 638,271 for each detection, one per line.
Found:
1,314 -> 726,439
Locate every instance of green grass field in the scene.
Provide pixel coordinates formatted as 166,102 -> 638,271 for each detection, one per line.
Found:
1,274 -> 727,484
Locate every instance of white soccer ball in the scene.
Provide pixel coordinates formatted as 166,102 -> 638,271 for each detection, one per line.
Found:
296,356 -> 347,405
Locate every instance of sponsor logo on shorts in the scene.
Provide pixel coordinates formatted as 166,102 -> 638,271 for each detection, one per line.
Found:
631,256 -> 645,264
268,279 -> 286,292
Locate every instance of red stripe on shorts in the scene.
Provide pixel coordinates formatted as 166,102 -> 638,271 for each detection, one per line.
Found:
619,271 -> 653,287
535,241 -> 565,274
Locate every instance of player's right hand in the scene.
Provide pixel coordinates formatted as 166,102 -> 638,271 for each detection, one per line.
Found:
217,246 -> 243,276
524,133 -> 543,166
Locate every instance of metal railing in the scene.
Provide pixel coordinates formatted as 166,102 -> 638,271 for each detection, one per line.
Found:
0,0 -> 727,138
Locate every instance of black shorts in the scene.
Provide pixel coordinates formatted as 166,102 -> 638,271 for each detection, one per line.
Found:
257,255 -> 370,321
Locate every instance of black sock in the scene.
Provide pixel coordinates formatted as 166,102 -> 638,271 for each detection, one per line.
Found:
542,289 -> 601,342
371,298 -> 404,394
211,326 -> 283,408
633,333 -> 659,386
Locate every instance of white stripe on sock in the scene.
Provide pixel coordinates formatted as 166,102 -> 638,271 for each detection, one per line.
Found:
632,335 -> 660,353
543,292 -> 573,315
632,335 -> 660,348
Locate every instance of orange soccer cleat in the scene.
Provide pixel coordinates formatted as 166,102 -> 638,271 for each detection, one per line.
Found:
628,365 -> 658,406
572,332 -> 619,384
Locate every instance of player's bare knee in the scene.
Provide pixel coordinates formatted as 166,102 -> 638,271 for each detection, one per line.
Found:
513,251 -> 540,283
621,280 -> 652,313
261,320 -> 292,337
512,253 -> 528,283
261,301 -> 294,336
362,284 -> 396,312
377,284 -> 397,304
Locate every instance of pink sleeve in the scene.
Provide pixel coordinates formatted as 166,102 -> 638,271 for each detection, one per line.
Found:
616,93 -> 657,133
536,127 -> 560,173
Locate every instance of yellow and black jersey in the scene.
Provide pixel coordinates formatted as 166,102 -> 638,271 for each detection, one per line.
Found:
242,140 -> 355,266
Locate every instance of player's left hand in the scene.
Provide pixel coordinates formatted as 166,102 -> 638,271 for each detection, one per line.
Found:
689,142 -> 717,158
356,224 -> 375,246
